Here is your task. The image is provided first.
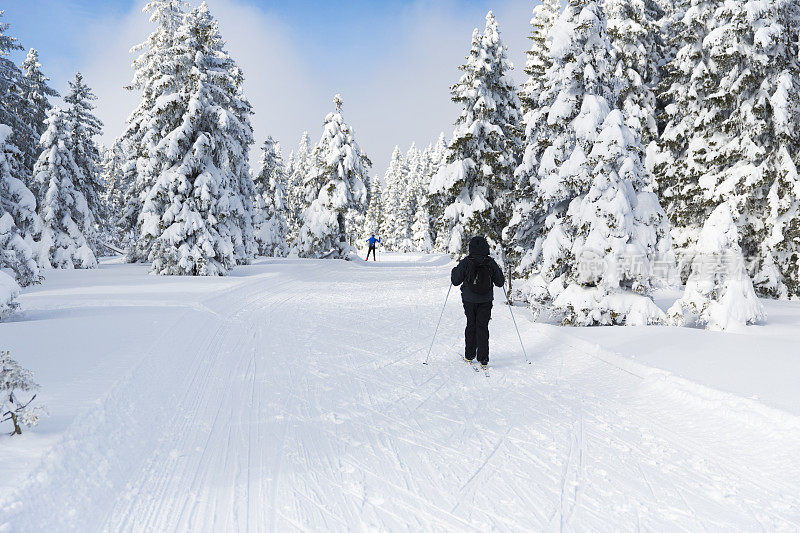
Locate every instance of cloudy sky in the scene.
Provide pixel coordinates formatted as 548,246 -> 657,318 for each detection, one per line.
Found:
3,0 -> 535,171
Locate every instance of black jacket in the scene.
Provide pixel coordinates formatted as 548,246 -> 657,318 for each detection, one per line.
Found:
451,236 -> 505,303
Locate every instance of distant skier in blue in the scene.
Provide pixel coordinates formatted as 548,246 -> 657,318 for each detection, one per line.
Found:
366,234 -> 381,261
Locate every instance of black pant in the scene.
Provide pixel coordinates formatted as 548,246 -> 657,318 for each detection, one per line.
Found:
366,246 -> 376,260
463,301 -> 492,364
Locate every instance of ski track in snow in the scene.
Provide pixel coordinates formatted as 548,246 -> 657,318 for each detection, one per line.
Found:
2,256 -> 800,531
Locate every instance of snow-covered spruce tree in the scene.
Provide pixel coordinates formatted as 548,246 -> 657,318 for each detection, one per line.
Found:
295,95 -> 369,259
668,203 -> 765,330
430,12 -> 522,256
118,0 -> 189,261
654,0 -> 719,257
285,132 -> 312,242
521,0 -> 673,325
0,124 -> 40,286
101,139 -> 127,241
425,133 -> 450,251
139,3 -> 256,276
253,136 -> 289,257
397,143 -> 422,251
64,72 -> 106,254
702,0 -> 800,299
507,0 -> 561,281
605,0 -> 665,147
519,0 -> 560,115
1,350 -> 45,435
0,12 -> 36,204
18,49 -> 59,184
411,193 -> 434,252
364,174 -> 383,238
551,109 -> 672,325
33,108 -> 98,269
380,146 -> 408,250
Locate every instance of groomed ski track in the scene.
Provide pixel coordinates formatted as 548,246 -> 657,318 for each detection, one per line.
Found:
2,254 -> 800,531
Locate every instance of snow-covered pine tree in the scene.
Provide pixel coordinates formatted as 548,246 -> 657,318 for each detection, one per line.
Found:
605,0 -> 664,147
519,0 -> 560,115
33,107 -> 98,269
139,2 -> 255,276
253,136 -> 289,257
551,109 -> 672,325
0,124 -> 40,287
1,350 -> 45,435
364,174 -> 383,238
380,146 -> 408,250
668,202 -> 765,330
18,49 -> 59,185
0,12 -> 33,193
285,132 -> 312,242
518,0 -> 673,325
430,12 -> 522,256
295,95 -> 369,259
655,0 -> 719,257
411,193 -> 433,252
101,139 -> 127,239
397,143 -> 422,251
118,0 -> 189,261
1,124 -> 39,317
425,133 -> 451,251
701,0 -> 800,299
64,72 -> 106,254
507,0 -> 561,280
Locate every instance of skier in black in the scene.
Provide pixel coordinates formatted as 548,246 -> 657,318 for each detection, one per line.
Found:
450,235 -> 505,367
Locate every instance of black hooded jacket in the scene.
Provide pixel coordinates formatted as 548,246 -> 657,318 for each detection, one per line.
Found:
451,236 -> 505,303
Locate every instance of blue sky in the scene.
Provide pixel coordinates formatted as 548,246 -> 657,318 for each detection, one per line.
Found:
3,0 -> 535,168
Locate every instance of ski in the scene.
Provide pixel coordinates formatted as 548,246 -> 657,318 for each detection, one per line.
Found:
480,364 -> 490,377
462,357 -> 480,372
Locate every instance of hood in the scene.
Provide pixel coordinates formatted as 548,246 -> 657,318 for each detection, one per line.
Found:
468,235 -> 490,257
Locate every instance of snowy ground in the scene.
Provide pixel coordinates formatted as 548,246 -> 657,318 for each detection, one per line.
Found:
1,253 -> 799,531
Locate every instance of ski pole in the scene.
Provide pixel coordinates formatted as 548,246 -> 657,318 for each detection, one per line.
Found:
504,290 -> 531,365
423,284 -> 452,365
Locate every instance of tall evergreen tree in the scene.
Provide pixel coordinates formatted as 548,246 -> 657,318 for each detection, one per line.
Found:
285,131 -> 311,242
0,12 -> 32,192
295,95 -> 370,259
508,0 -> 561,279
519,0 -> 560,115
64,72 -> 106,252
520,0 -> 673,325
18,49 -> 58,183
0,124 -> 39,286
380,146 -> 408,250
118,0 -> 189,260
655,0 -> 719,253
605,0 -> 664,146
33,108 -> 97,269
253,136 -> 289,257
430,12 -> 522,255
704,0 -> 800,298
364,174 -> 383,238
138,3 -> 255,276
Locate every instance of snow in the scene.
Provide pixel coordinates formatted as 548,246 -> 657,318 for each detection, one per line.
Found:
1,254 -> 800,530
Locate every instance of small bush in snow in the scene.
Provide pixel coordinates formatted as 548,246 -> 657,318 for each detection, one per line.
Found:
1,351 -> 46,435
668,203 -> 765,331
0,271 -> 21,320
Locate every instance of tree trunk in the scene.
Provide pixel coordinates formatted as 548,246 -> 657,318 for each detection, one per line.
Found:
10,412 -> 21,435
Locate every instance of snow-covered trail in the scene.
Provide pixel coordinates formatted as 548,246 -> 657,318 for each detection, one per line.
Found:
2,255 -> 800,531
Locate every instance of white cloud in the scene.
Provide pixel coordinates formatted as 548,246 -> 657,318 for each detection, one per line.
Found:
75,0 -> 534,172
